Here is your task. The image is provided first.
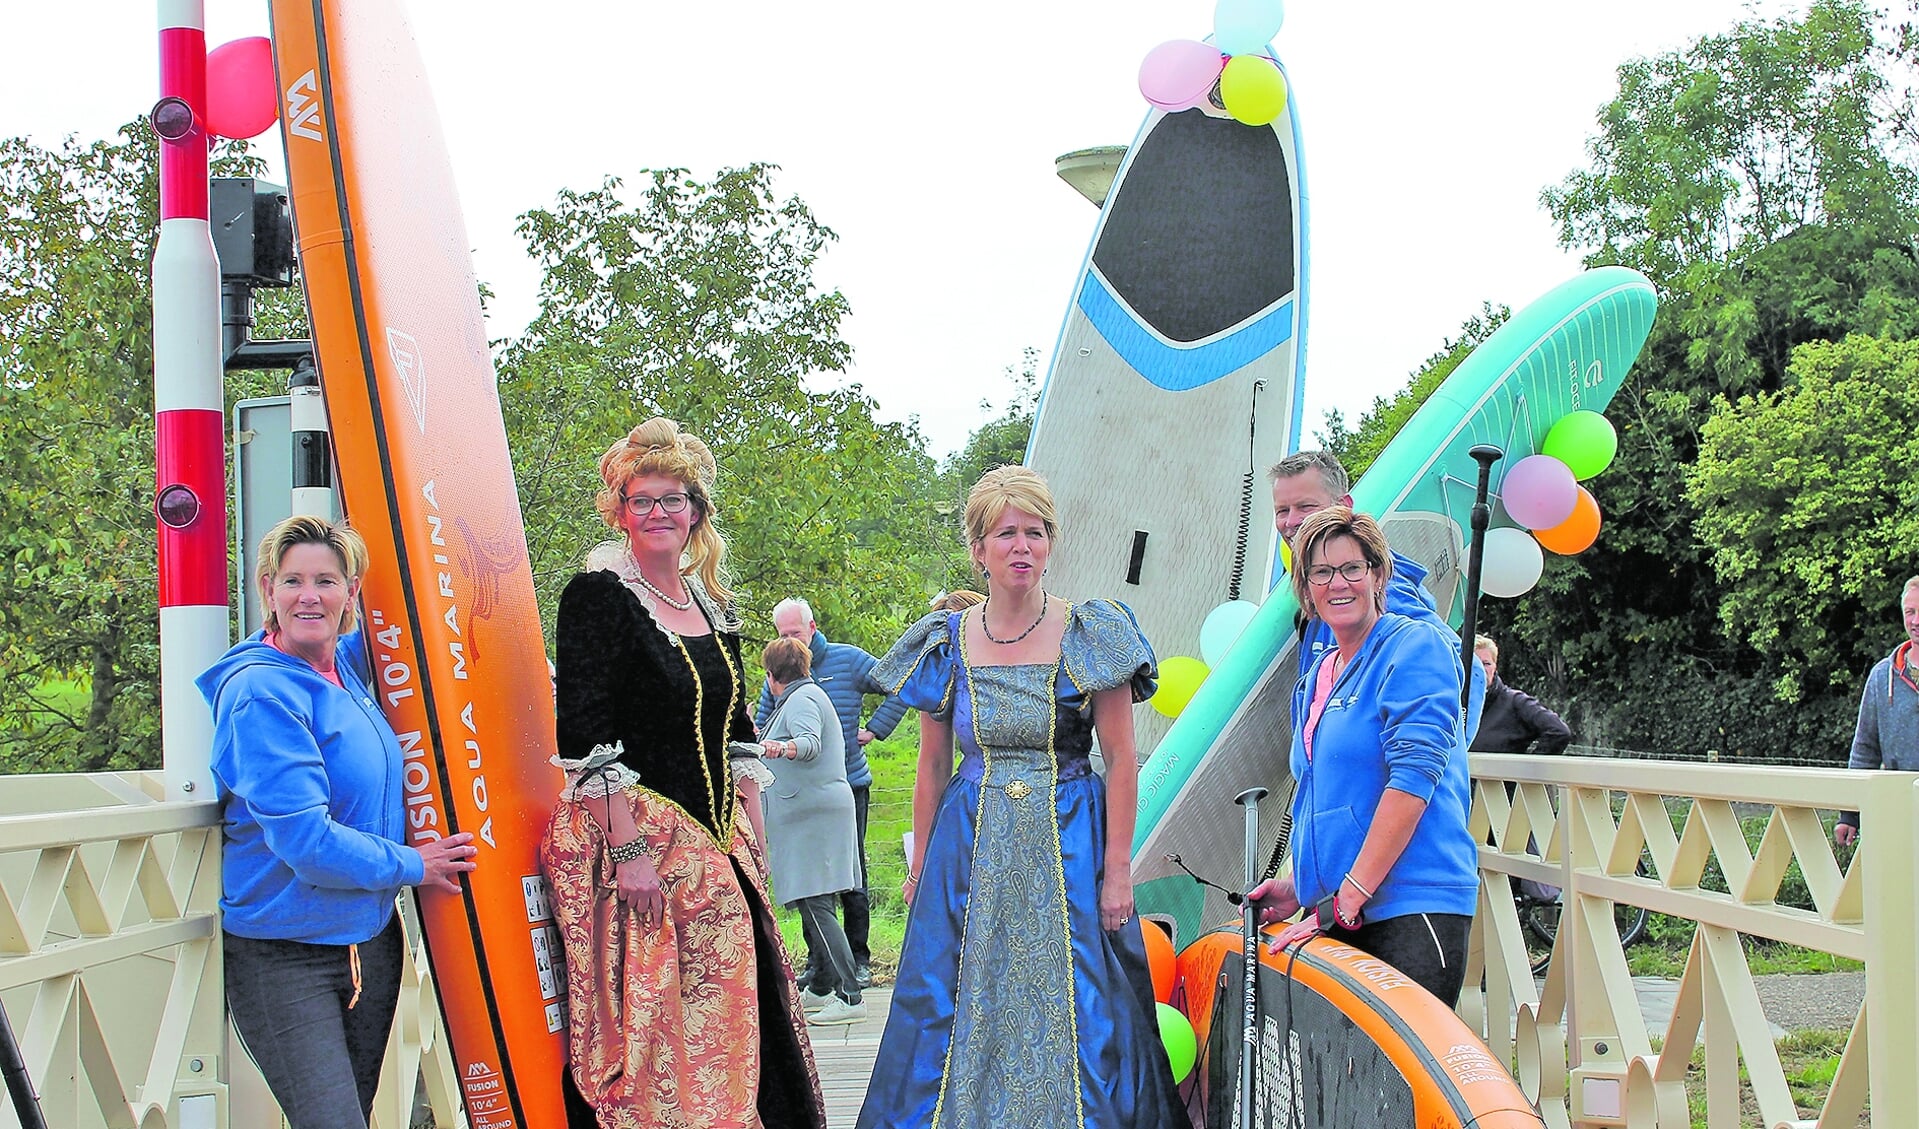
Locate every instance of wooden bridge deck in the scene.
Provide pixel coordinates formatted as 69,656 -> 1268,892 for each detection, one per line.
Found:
809,986 -> 890,1128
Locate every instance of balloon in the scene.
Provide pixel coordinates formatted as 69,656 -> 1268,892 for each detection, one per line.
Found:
1500,454 -> 1578,530
1534,487 -> 1601,554
1215,0 -> 1286,55
1152,656 -> 1210,718
1156,1002 -> 1198,1084
1139,39 -> 1226,111
1541,410 -> 1619,480
1199,600 -> 1260,666
1279,539 -> 1293,574
205,37 -> 280,139
1219,55 -> 1287,126
1479,527 -> 1545,599
1143,921 -> 1177,1004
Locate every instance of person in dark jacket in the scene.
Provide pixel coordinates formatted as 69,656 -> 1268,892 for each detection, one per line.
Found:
1836,576 -> 1919,846
1469,635 -> 1572,755
756,597 -> 908,991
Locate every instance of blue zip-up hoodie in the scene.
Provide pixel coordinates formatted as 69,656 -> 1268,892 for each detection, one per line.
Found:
1301,549 -> 1486,740
1289,613 -> 1478,921
755,628 -> 908,789
196,630 -> 423,944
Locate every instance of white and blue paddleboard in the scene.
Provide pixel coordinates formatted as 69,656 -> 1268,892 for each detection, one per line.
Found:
1028,83 -> 1309,755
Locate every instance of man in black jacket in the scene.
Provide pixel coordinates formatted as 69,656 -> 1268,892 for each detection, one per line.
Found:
1469,635 -> 1571,755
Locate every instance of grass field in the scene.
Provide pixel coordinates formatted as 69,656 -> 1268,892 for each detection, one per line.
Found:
0,678 -> 89,767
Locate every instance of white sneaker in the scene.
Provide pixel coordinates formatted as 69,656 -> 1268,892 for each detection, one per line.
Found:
798,988 -> 833,1014
807,996 -> 867,1026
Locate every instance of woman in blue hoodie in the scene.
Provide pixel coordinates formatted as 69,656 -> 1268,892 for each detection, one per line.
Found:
1248,507 -> 1477,1006
198,516 -> 478,1129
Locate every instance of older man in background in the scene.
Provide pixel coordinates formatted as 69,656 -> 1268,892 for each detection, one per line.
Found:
757,597 -> 908,991
1835,577 -> 1919,847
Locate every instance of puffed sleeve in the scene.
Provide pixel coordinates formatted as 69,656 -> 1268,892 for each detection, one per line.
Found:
870,611 -> 960,721
1062,599 -> 1158,703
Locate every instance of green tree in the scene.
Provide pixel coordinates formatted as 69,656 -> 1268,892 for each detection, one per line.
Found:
497,165 -> 950,655
1686,335 -> 1919,701
1486,0 -> 1919,758
0,126 -> 287,770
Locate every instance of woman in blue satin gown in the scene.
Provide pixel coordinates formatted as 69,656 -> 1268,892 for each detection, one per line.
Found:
857,467 -> 1182,1129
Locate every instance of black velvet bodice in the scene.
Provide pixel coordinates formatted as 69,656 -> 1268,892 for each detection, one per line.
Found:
554,569 -> 754,840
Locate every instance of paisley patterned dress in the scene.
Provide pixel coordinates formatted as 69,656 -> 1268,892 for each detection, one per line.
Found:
856,600 -> 1183,1129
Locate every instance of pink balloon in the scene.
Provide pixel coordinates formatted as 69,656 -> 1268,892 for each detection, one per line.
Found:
1139,39 -> 1225,111
1501,454 -> 1579,530
206,37 -> 279,139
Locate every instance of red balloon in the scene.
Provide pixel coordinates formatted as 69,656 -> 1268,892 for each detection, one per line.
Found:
206,37 -> 280,139
1144,919 -> 1177,1004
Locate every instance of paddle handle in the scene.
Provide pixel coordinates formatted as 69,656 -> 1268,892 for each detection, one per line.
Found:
1459,444 -> 1504,710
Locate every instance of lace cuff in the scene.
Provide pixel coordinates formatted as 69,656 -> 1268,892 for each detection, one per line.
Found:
730,757 -> 776,790
553,741 -> 638,801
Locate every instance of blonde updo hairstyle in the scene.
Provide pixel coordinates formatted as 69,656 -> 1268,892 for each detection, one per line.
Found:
595,417 -> 733,605
1289,506 -> 1392,618
964,466 -> 1059,582
256,515 -> 370,635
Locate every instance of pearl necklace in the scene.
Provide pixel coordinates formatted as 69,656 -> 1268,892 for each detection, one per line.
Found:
630,559 -> 693,611
982,592 -> 1049,645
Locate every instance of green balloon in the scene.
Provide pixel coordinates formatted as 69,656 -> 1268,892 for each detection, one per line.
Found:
1540,410 -> 1618,480
1157,1002 -> 1197,1084
1219,55 -> 1287,127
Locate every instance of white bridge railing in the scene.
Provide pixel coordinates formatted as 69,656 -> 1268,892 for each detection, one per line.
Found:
0,772 -> 461,1129
1466,753 -> 1915,1128
4,760 -> 1911,1127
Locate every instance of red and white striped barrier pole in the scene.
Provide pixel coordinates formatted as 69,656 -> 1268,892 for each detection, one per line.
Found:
152,0 -> 228,802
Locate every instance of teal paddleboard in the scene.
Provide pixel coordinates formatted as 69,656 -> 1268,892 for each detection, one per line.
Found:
1132,266 -> 1658,943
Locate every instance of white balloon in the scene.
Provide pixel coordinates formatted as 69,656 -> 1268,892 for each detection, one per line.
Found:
1479,527 -> 1545,598
1199,599 -> 1261,666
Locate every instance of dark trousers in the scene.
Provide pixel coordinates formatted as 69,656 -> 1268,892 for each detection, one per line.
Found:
1322,911 -> 1473,1008
793,893 -> 862,1003
225,914 -> 404,1129
802,783 -> 870,986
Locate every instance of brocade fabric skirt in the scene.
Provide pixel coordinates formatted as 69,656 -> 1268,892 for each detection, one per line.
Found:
541,786 -> 826,1129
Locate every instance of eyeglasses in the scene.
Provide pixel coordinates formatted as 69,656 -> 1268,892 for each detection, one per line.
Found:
622,492 -> 691,516
1306,561 -> 1372,586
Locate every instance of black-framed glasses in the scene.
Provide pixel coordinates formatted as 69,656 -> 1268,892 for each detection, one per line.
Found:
622,492 -> 691,516
1306,561 -> 1372,586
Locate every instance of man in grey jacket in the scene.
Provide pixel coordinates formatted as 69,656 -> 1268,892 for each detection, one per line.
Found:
757,597 -> 909,988
1836,576 -> 1919,846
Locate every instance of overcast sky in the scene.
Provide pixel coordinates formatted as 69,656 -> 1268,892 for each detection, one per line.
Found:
4,0 -> 1790,457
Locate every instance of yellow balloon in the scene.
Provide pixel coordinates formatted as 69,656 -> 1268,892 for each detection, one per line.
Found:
1280,539 -> 1293,573
1152,656 -> 1211,718
1219,55 -> 1287,126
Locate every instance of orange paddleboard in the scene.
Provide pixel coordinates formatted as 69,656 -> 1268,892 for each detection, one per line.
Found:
269,3 -> 567,1126
1186,934 -> 1542,1128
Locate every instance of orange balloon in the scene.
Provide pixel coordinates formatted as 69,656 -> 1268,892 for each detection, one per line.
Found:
1144,919 -> 1177,1004
1534,486 -> 1600,554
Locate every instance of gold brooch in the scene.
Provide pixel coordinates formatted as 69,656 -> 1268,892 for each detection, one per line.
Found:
1004,779 -> 1032,800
